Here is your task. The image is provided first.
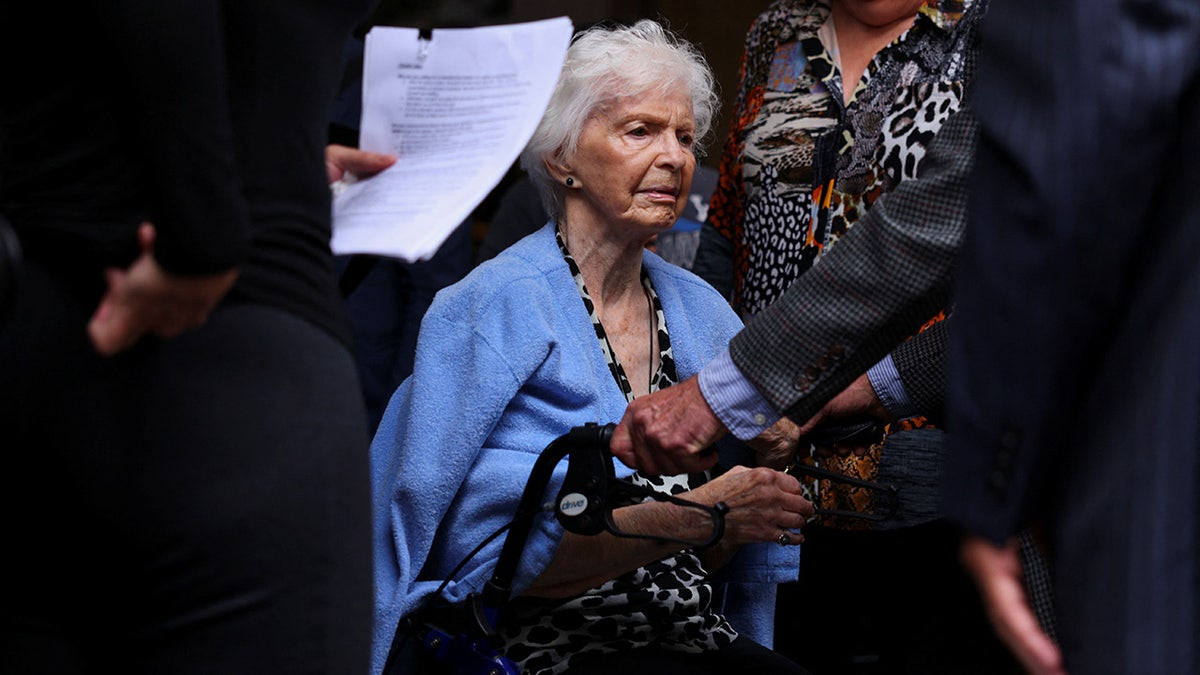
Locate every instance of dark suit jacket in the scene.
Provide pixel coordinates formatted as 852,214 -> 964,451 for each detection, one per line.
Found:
943,0 -> 1200,671
729,109 -> 977,424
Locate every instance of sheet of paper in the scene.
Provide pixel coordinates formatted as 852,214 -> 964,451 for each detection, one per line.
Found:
331,17 -> 573,261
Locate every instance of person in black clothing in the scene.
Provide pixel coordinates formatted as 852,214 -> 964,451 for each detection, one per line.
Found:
0,1 -> 377,672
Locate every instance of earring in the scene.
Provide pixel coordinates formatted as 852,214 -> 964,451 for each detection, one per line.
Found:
565,177 -> 575,186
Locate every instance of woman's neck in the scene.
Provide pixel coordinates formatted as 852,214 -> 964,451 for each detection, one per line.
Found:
831,0 -> 921,105
558,217 -> 647,307
558,216 -> 658,398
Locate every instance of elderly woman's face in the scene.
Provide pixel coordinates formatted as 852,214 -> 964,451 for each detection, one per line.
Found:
568,86 -> 696,237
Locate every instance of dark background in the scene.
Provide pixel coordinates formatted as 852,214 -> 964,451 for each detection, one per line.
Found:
368,0 -> 776,170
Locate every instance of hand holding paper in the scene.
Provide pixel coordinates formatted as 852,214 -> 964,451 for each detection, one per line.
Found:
331,17 -> 573,262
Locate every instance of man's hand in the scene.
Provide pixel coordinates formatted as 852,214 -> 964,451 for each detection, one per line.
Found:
326,144 -> 397,183
88,223 -> 237,356
796,372 -> 892,438
610,375 -> 727,475
960,535 -> 1066,675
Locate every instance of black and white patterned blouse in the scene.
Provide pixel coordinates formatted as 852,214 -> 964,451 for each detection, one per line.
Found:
494,230 -> 737,675
705,0 -> 983,316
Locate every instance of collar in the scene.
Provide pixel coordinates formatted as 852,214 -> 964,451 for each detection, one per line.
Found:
918,0 -> 976,34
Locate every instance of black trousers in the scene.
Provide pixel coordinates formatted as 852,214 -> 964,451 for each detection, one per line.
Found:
0,263 -> 372,673
774,520 -> 1017,675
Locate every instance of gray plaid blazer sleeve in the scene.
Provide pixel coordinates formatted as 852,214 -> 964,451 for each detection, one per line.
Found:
890,318 -> 947,422
729,109 -> 977,423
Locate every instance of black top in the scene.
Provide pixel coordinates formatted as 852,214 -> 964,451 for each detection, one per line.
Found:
1,0 -> 375,344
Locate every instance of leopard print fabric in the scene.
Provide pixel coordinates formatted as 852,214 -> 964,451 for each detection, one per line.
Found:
500,555 -> 735,675
707,0 -> 980,316
708,0 -> 982,526
498,231 -> 736,675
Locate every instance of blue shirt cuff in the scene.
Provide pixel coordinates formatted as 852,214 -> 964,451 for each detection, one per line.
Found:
698,347 -> 780,441
866,354 -> 916,418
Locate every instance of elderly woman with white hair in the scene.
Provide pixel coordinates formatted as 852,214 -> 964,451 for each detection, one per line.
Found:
370,19 -> 813,675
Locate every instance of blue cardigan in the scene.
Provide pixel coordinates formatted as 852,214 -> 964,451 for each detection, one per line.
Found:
370,223 -> 798,673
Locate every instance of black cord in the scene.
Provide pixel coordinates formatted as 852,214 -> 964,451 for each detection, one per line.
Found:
435,516 -> 524,599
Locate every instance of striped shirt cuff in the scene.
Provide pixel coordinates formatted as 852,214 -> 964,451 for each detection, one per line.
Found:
866,354 -> 916,418
698,346 -> 780,441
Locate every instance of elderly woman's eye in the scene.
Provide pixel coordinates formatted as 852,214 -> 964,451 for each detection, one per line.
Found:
629,127 -> 649,137
679,133 -> 695,147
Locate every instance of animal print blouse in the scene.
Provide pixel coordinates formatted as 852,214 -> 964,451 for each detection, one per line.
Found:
706,0 -> 982,316
494,230 -> 736,675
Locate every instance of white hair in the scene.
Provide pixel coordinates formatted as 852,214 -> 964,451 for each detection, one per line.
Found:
519,19 -> 719,221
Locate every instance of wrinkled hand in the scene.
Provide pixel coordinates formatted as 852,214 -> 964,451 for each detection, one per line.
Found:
688,465 -> 814,546
610,375 -> 727,475
749,416 -> 801,469
87,223 -> 237,356
325,144 -> 397,183
960,535 -> 1066,675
